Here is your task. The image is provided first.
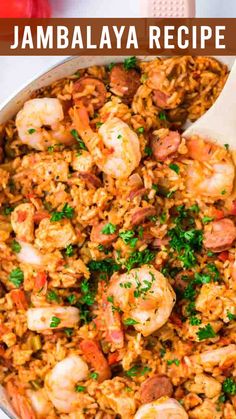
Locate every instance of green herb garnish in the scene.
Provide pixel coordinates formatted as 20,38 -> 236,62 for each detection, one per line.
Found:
75,385 -> 86,392
50,203 -> 74,222
102,223 -> 116,235
197,323 -> 216,341
222,377 -> 236,395
65,244 -> 74,257
125,249 -> 155,271
202,216 -> 214,224
47,290 -> 59,302
50,316 -> 61,328
124,56 -> 137,70
28,128 -> 36,134
9,267 -> 24,288
11,240 -> 21,253
123,318 -> 139,326
119,230 -> 138,248
167,358 -> 180,366
169,163 -> 180,174
70,129 -> 87,150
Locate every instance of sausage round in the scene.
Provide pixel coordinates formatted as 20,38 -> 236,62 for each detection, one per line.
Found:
203,218 -> 236,253
150,131 -> 181,162
90,221 -> 117,245
140,374 -> 173,404
73,77 -> 106,109
131,207 -> 156,226
109,64 -> 140,100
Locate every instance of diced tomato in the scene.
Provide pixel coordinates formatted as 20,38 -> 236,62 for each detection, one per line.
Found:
11,289 -> 28,310
218,251 -> 229,262
34,271 -> 47,292
212,208 -> 224,220
108,351 -> 120,365
17,211 -> 27,223
33,211 -> 50,223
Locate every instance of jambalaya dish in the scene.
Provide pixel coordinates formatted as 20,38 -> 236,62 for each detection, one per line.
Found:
0,56 -> 236,418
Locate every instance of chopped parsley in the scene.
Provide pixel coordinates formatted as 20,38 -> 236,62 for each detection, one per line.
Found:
125,249 -> 155,271
9,267 -> 24,288
222,377 -> 236,396
227,310 -> 236,321
4,206 -> 13,215
169,163 -> 180,174
224,144 -> 229,150
119,230 -> 138,248
102,223 -> 116,235
65,244 -> 74,257
159,111 -> 167,120
160,347 -> 166,358
108,62 -> 115,71
123,318 -> 139,326
88,258 -> 120,275
50,203 -> 74,222
206,263 -> 220,282
137,127 -> 144,134
47,290 -> 59,302
221,190 -> 226,195
169,226 -> 202,268
90,372 -> 99,380
70,129 -> 87,150
202,216 -> 214,224
96,122 -> 103,129
189,316 -> 201,326
28,128 -> 36,134
160,212 -> 167,224
75,385 -> 86,392
134,271 -> 155,298
50,316 -> 61,328
189,204 -> 200,213
197,323 -> 216,341
167,358 -> 180,366
152,184 -> 158,192
64,328 -> 73,337
125,365 -> 151,377
117,134 -> 122,139
123,56 -> 137,70
144,146 -> 152,156
11,240 -> 21,253
67,294 -> 76,304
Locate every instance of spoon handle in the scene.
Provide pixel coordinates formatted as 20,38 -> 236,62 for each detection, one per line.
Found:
140,0 -> 195,17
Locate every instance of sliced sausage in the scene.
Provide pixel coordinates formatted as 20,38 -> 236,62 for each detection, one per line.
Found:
203,218 -> 236,253
140,374 -> 173,404
109,64 -> 140,100
153,90 -> 171,109
151,237 -> 169,248
131,207 -> 156,226
90,221 -> 117,245
79,172 -> 102,189
150,131 -> 181,162
80,339 -> 111,382
73,77 -> 106,110
128,188 -> 147,201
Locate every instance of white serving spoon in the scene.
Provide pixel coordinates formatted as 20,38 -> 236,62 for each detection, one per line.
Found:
184,58 -> 236,154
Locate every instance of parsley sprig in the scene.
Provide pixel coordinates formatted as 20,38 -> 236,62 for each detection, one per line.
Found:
50,203 -> 74,222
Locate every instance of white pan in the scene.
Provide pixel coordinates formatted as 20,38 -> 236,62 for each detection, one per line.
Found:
0,54 -> 235,418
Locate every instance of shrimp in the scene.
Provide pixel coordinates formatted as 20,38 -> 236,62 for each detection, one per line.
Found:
26,306 -> 80,331
26,389 -> 52,417
186,137 -> 235,199
6,381 -> 36,419
106,265 -> 176,336
44,354 -> 91,413
189,344 -> 236,368
16,241 -> 44,266
16,98 -> 73,151
73,106 -> 141,179
134,397 -> 188,419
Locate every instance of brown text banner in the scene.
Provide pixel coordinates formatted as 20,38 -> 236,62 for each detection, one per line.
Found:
0,18 -> 235,56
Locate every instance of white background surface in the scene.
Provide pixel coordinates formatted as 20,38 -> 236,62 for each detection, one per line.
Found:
1,0 -> 236,106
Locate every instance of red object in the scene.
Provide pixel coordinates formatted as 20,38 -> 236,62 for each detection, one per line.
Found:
218,251 -> 229,262
0,0 -> 51,18
11,289 -> 28,310
212,208 -> 224,220
34,271 -> 47,292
